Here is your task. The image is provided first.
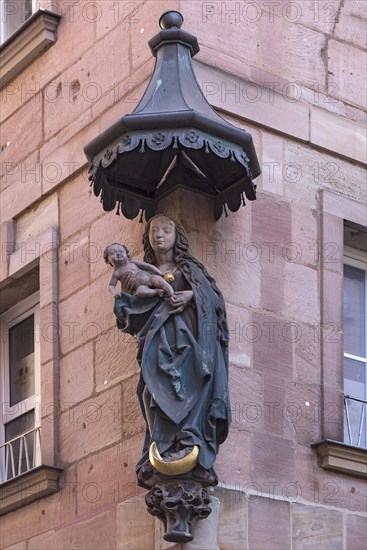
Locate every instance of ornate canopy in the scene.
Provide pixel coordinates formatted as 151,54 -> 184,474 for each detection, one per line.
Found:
84,10 -> 260,221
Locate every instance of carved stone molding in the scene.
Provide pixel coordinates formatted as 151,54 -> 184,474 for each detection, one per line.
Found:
0,10 -> 61,88
313,440 -> 367,478
0,465 -> 63,515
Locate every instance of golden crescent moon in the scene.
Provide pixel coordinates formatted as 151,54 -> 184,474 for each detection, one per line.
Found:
149,442 -> 199,476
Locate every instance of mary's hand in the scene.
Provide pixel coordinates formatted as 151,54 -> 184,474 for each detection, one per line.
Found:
169,290 -> 193,313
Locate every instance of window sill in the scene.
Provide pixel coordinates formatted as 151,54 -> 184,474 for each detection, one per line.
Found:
0,9 -> 61,89
0,465 -> 63,516
312,440 -> 367,478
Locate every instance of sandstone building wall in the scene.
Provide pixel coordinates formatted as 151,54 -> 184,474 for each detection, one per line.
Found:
0,1 -> 366,548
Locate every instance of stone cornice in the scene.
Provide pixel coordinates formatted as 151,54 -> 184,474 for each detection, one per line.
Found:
0,465 -> 63,515
312,439 -> 367,478
0,9 -> 61,89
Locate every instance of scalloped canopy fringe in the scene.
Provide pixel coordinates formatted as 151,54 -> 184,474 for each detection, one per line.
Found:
88,131 -> 257,222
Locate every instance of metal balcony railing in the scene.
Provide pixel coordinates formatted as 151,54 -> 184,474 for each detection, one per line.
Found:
0,427 -> 41,483
344,395 -> 367,448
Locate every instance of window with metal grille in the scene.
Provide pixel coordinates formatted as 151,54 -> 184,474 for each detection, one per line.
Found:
0,293 -> 41,482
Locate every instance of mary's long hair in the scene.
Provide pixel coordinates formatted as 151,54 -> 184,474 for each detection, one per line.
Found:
142,215 -> 228,345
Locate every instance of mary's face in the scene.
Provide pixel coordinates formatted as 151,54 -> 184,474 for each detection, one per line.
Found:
149,216 -> 176,255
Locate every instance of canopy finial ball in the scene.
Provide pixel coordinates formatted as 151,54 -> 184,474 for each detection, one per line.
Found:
159,10 -> 184,30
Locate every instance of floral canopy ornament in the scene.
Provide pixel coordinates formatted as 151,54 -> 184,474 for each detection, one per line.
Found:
84,10 -> 261,221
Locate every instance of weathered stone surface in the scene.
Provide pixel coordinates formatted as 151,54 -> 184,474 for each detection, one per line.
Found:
59,274 -> 116,356
0,0 -> 95,124
295,323 -> 321,385
27,509 -> 116,550
328,40 -> 367,108
322,190 -> 367,228
0,95 -> 42,171
214,486 -> 247,550
321,212 -> 343,273
229,366 -> 263,432
261,256 -> 284,314
44,27 -> 130,140
0,220 -> 14,282
258,0 -> 341,34
285,142 -> 367,209
285,383 -> 321,444
216,429 -> 252,485
334,0 -> 367,49
283,24 -> 326,91
59,385 -> 122,464
59,172 -> 103,243
95,0 -> 130,40
259,13 -> 283,73
263,374 -> 285,435
292,503 -> 343,549
59,343 -> 94,410
15,195 -> 58,246
121,374 -> 146,438
252,192 -> 292,249
181,0 -> 259,65
253,433 -> 295,483
76,437 -> 143,516
95,328 -> 139,393
346,514 -> 367,549
194,61 -> 310,141
311,105 -> 367,165
116,496 -> 155,549
0,164 -> 42,222
322,387 -> 344,441
253,312 -> 293,379
261,132 -> 284,196
39,302 -> 58,366
283,262 -> 319,324
0,466 -> 77,548
203,230 -> 261,309
291,205 -> 318,268
59,231 -> 90,301
322,269 -> 343,325
226,303 -> 251,369
0,151 -> 39,193
248,495 -> 291,550
41,120 -> 97,194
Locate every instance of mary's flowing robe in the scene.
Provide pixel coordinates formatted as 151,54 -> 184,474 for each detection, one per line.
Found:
113,262 -> 230,482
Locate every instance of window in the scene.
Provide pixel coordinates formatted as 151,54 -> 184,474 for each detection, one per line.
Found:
313,191 -> 367,477
0,293 -> 41,483
344,245 -> 367,448
0,0 -> 35,43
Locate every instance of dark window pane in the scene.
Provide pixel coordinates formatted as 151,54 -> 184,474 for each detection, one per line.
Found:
344,356 -> 366,396
4,411 -> 35,479
344,265 -> 365,358
9,314 -> 35,406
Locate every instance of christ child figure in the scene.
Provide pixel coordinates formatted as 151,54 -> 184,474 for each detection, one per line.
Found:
104,243 -> 174,298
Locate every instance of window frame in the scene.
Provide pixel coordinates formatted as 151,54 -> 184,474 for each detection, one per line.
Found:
0,291 -> 41,482
0,0 -> 37,44
343,246 -> 367,448
313,190 -> 367,477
